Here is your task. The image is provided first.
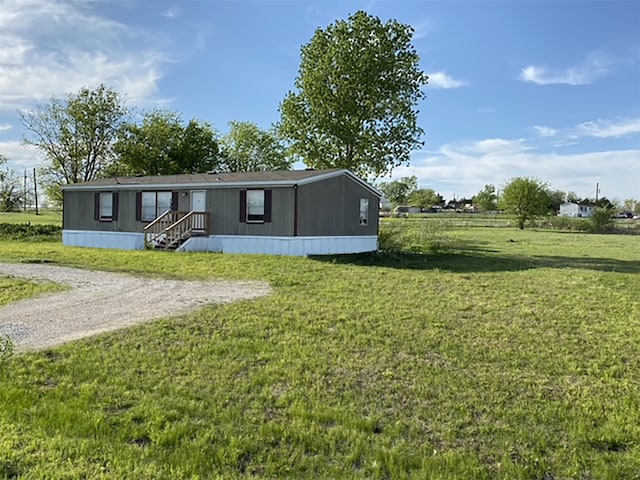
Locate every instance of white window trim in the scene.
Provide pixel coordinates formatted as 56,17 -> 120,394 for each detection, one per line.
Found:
142,191 -> 173,222
360,198 -> 369,226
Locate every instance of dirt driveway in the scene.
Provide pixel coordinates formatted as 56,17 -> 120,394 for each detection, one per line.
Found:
0,263 -> 271,352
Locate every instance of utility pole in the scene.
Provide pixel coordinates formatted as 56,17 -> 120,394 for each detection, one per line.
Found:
23,170 -> 27,212
595,182 -> 600,206
33,168 -> 39,215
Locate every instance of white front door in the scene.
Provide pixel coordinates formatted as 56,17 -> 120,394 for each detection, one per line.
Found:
191,190 -> 206,212
190,190 -> 206,230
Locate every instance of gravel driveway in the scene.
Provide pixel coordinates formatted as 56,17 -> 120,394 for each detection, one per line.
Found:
0,263 -> 271,352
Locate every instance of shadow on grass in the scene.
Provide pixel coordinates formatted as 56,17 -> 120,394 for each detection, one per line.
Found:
311,250 -> 640,274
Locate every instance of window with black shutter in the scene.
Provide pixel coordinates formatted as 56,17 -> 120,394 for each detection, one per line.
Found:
94,192 -> 116,221
240,189 -> 272,223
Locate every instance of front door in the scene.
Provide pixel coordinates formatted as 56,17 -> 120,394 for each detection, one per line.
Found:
191,190 -> 206,230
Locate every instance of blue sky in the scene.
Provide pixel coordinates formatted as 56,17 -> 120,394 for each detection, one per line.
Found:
1,0 -> 639,201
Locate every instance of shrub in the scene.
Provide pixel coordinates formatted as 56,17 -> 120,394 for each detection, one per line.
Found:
589,208 -> 615,234
379,219 -> 457,253
533,216 -> 591,232
0,223 -> 61,241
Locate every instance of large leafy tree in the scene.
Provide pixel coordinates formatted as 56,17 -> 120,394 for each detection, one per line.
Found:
409,188 -> 444,210
500,177 -> 550,229
546,188 -> 567,213
113,110 -> 220,176
220,121 -> 291,172
378,176 -> 418,206
473,184 -> 498,212
19,84 -> 128,203
279,11 -> 428,179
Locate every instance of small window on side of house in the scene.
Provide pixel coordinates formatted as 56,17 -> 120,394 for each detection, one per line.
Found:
360,198 -> 369,226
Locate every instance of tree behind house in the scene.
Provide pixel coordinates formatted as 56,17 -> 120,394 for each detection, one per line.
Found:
278,11 -> 428,179
19,84 -> 128,205
219,121 -> 291,172
113,110 -> 221,176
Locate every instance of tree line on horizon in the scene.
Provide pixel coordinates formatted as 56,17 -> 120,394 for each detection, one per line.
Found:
1,11 -> 428,208
378,175 -> 640,230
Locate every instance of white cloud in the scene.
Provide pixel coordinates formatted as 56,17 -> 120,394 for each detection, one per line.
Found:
0,141 -> 44,170
519,51 -> 621,85
533,118 -> 640,142
412,19 -> 437,40
468,138 -> 529,153
0,124 -> 12,132
533,125 -> 558,137
519,65 -> 595,86
163,7 -> 181,19
0,0 -> 171,111
428,71 -> 468,89
574,118 -> 640,138
393,139 -> 640,201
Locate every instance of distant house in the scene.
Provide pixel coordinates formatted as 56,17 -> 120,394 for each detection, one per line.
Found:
559,202 -> 595,218
61,169 -> 381,256
394,205 -> 421,214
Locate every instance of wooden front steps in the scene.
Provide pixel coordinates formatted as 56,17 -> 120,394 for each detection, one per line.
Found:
144,210 -> 209,250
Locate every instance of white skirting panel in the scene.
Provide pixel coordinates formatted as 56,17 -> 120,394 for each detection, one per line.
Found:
178,235 -> 378,256
62,230 -> 145,250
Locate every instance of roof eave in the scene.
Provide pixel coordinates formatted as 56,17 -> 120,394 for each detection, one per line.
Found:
61,169 -> 382,197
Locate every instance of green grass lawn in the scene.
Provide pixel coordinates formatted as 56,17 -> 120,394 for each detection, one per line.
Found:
0,278 -> 64,308
0,226 -> 639,479
0,210 -> 61,226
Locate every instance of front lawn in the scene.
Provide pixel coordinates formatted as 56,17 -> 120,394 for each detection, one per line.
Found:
0,226 -> 638,478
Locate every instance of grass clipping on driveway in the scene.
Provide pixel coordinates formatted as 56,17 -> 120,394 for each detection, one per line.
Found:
0,228 -> 639,479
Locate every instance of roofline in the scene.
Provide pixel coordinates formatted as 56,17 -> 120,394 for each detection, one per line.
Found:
61,169 -> 383,197
296,169 -> 382,197
62,179 -> 298,191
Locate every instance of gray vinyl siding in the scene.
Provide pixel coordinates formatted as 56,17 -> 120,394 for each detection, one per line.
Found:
201,186 -> 295,236
297,175 -> 378,236
63,189 -> 140,232
63,186 -> 296,236
63,172 -> 378,237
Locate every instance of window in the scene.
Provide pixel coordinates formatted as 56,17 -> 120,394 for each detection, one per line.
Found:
240,189 -> 272,223
140,191 -> 173,221
94,192 -> 118,222
99,192 -> 113,220
360,198 -> 369,226
247,190 -> 265,222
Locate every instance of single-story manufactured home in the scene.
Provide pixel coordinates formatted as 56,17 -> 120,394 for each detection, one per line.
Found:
62,169 -> 381,256
558,202 -> 595,218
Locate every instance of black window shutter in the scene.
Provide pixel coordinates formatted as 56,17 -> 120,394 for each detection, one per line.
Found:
112,192 -> 119,221
239,190 -> 246,223
172,191 -> 179,211
94,192 -> 100,221
135,192 -> 142,221
264,189 -> 272,223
